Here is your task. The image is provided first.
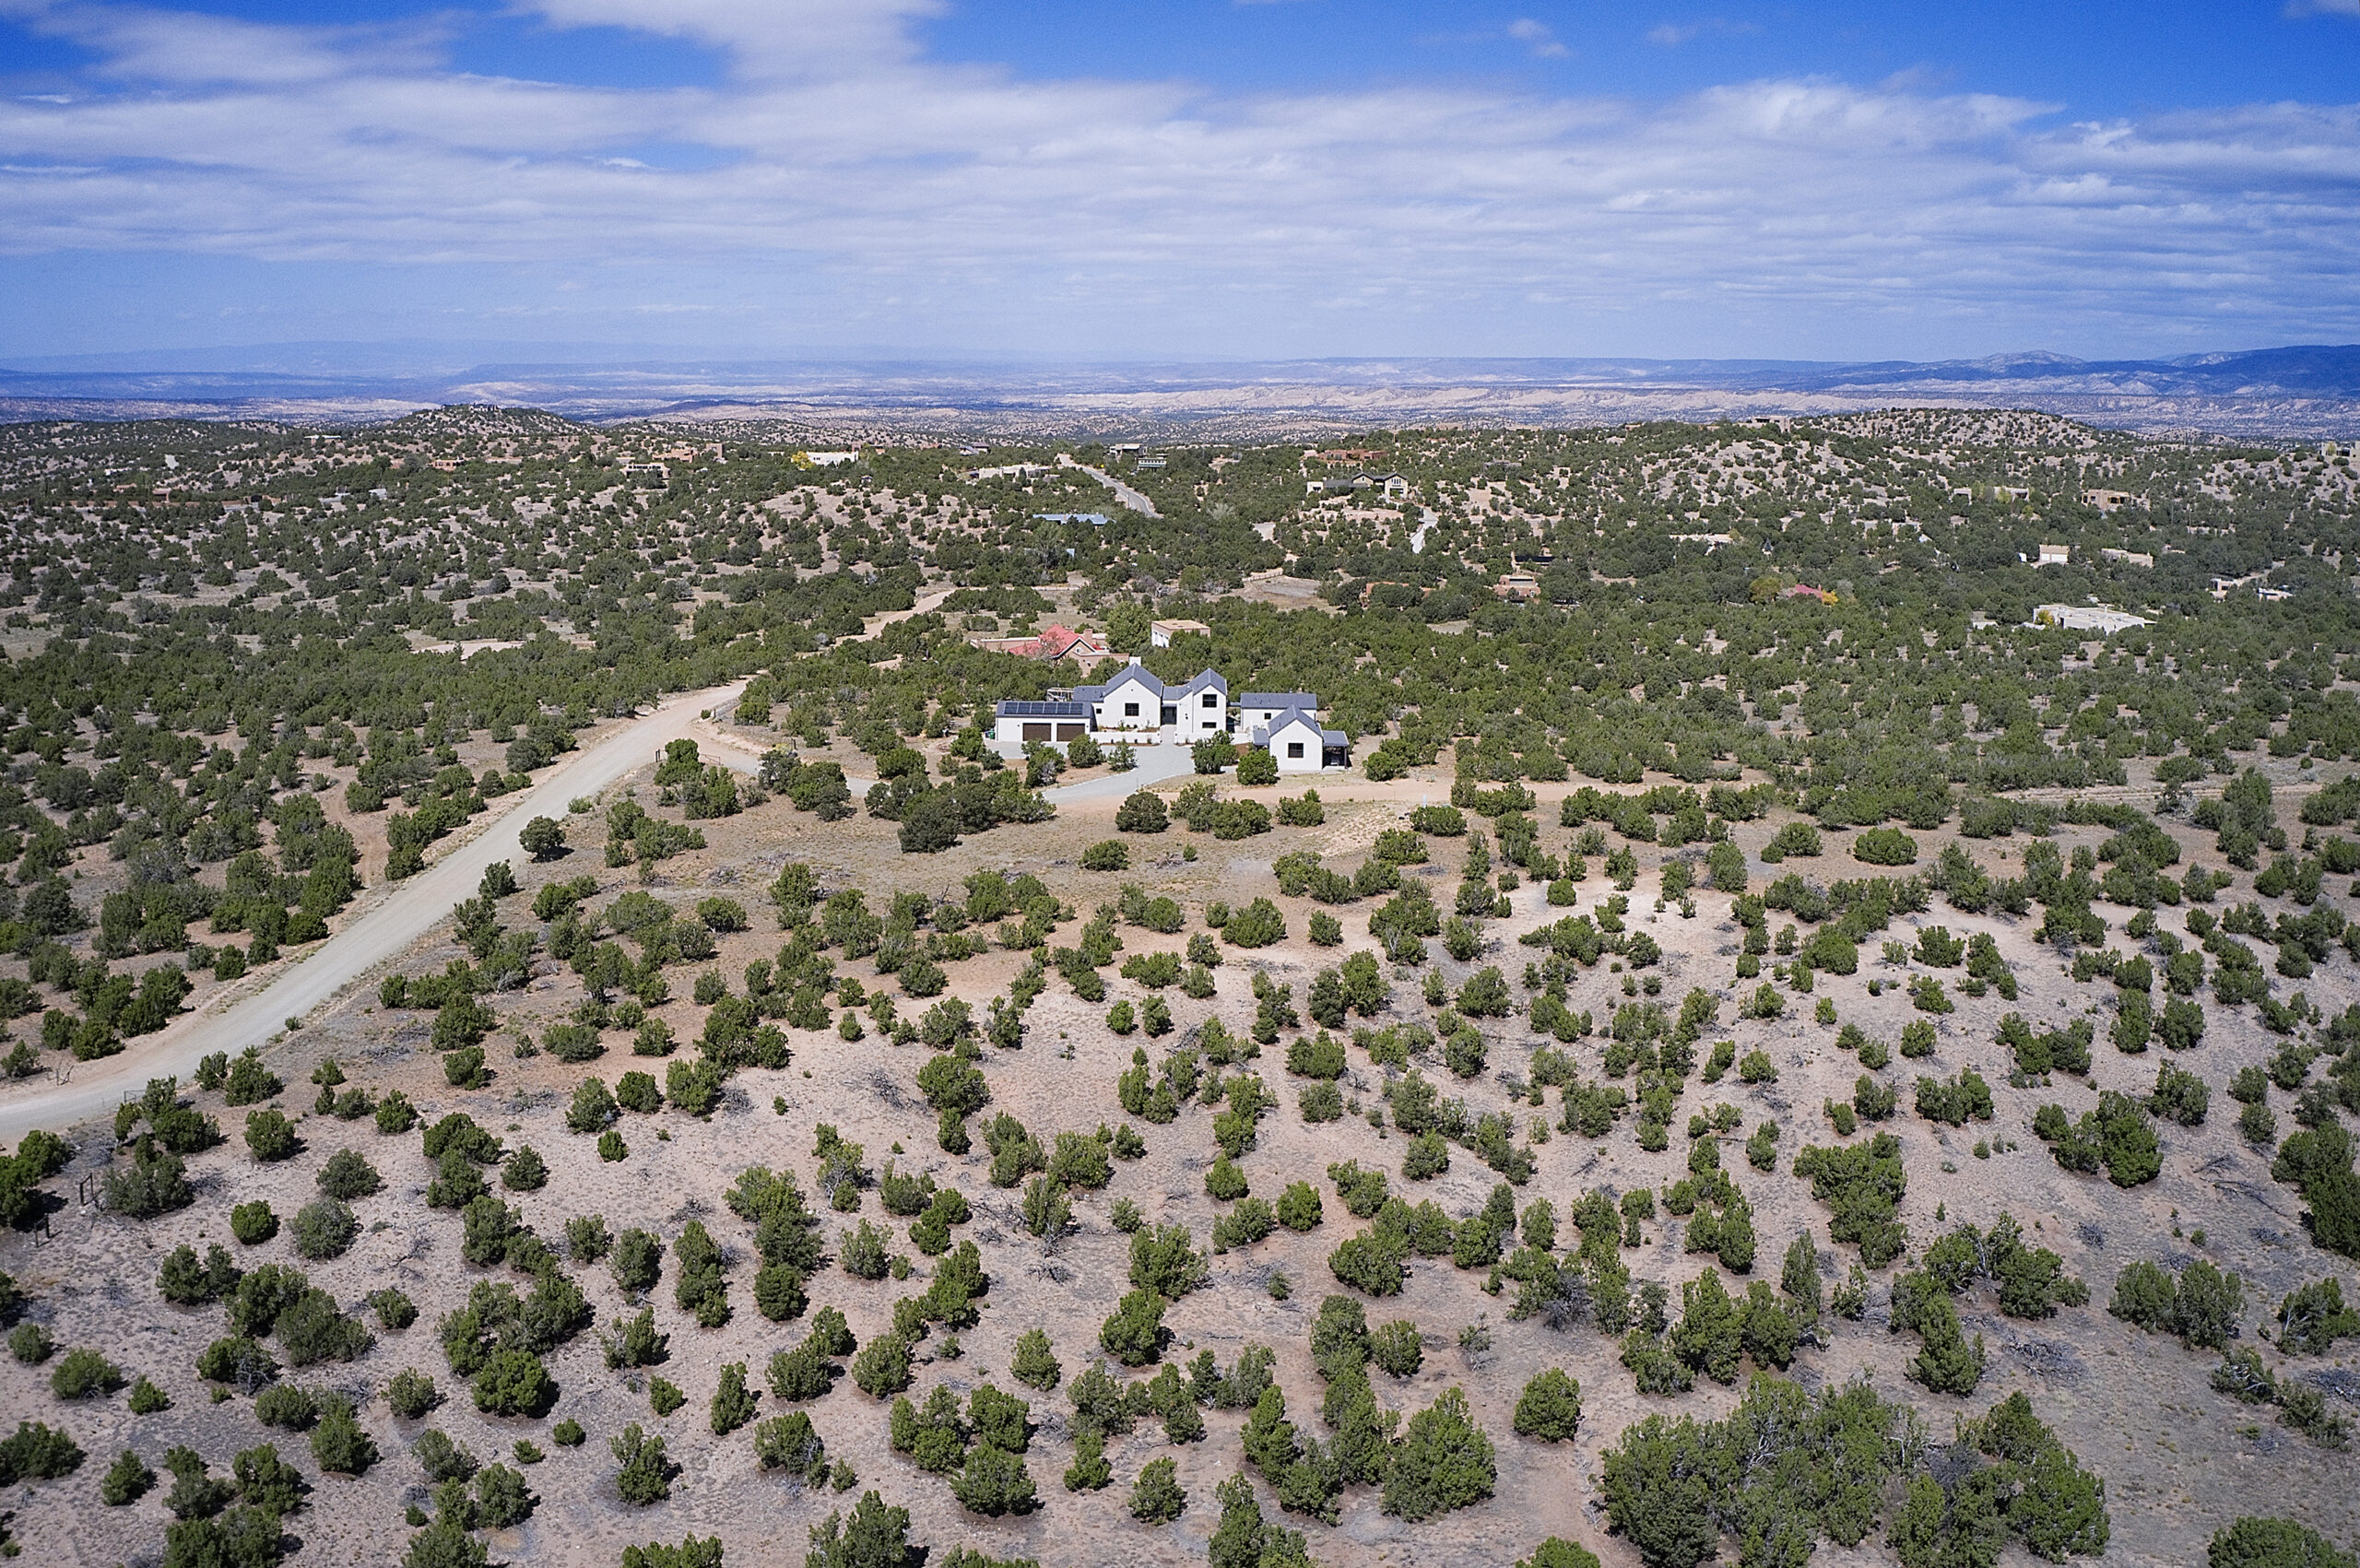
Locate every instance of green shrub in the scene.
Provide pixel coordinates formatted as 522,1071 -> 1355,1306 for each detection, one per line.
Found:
1099,1290 -> 1168,1367
158,1242 -> 241,1304
753,1411 -> 831,1481
230,1200 -> 278,1244
385,1369 -> 442,1420
566,1078 -> 618,1135
1115,792 -> 1169,832
1383,1387 -> 1495,1520
290,1198 -> 358,1260
950,1441 -> 1037,1516
50,1346 -> 124,1399
1370,1320 -> 1423,1378
1129,1456 -> 1186,1523
310,1397 -> 376,1477
474,1462 -> 536,1528
1223,899 -> 1287,948
100,1447 -> 155,1505
1513,1368 -> 1582,1441
2276,1277 -> 2360,1355
254,1384 -> 318,1430
315,1148 -> 383,1199
370,1288 -> 419,1330
501,1146 -> 549,1191
849,1333 -> 914,1397
610,1423 -> 675,1505
2207,1517 -> 2356,1568
1853,829 -> 1918,866
1517,1541 -> 1603,1568
603,1307 -> 668,1371
472,1349 -> 557,1418
415,1428 -> 478,1483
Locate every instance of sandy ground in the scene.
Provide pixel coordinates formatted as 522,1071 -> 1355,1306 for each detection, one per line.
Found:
3,758 -> 2357,1567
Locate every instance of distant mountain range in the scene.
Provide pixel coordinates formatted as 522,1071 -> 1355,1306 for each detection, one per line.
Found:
5,343 -> 2358,442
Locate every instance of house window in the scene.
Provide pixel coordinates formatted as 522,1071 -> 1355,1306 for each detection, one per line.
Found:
1201,693 -> 1217,708
1286,742 -> 1305,759
1123,702 -> 1139,718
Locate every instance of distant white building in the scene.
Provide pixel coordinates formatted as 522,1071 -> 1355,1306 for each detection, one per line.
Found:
2032,604 -> 2152,634
1150,619 -> 1210,648
2036,543 -> 2071,566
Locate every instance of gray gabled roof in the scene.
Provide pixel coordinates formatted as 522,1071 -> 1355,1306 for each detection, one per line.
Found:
1250,708 -> 1328,745
1086,663 -> 1166,701
1239,690 -> 1318,709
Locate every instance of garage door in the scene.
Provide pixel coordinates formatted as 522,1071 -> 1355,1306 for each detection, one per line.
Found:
1022,723 -> 1051,742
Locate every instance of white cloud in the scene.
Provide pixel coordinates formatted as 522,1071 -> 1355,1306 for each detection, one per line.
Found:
1506,18 -> 1571,57
3,0 -> 440,84
0,0 -> 2356,356
1646,18 -> 1761,47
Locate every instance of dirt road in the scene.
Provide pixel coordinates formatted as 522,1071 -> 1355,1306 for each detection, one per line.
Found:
0,680 -> 749,1145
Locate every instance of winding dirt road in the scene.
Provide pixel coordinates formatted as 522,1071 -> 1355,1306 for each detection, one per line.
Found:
0,671 -> 1255,1142
0,680 -> 749,1144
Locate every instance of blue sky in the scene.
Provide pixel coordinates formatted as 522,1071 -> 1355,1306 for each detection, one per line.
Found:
3,0 -> 2358,363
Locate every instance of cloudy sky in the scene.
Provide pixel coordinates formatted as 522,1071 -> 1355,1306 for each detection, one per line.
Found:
3,0 -> 2358,363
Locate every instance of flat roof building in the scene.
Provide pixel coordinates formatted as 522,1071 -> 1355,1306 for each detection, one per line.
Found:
2032,604 -> 2152,634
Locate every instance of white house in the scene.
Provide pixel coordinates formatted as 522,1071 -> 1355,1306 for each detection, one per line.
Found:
990,660 -> 1346,766
1248,707 -> 1350,772
1236,690 -> 1319,736
1046,658 -> 1229,736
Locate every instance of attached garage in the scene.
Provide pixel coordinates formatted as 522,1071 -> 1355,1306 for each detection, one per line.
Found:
994,698 -> 1094,748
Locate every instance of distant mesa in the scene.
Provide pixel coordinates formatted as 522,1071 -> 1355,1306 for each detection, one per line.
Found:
6,343 -> 2360,442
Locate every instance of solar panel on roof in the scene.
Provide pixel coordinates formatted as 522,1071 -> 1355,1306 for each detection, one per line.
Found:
996,701 -> 1089,717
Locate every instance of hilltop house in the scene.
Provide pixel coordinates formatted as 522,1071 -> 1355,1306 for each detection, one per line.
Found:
992,659 -> 1349,768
